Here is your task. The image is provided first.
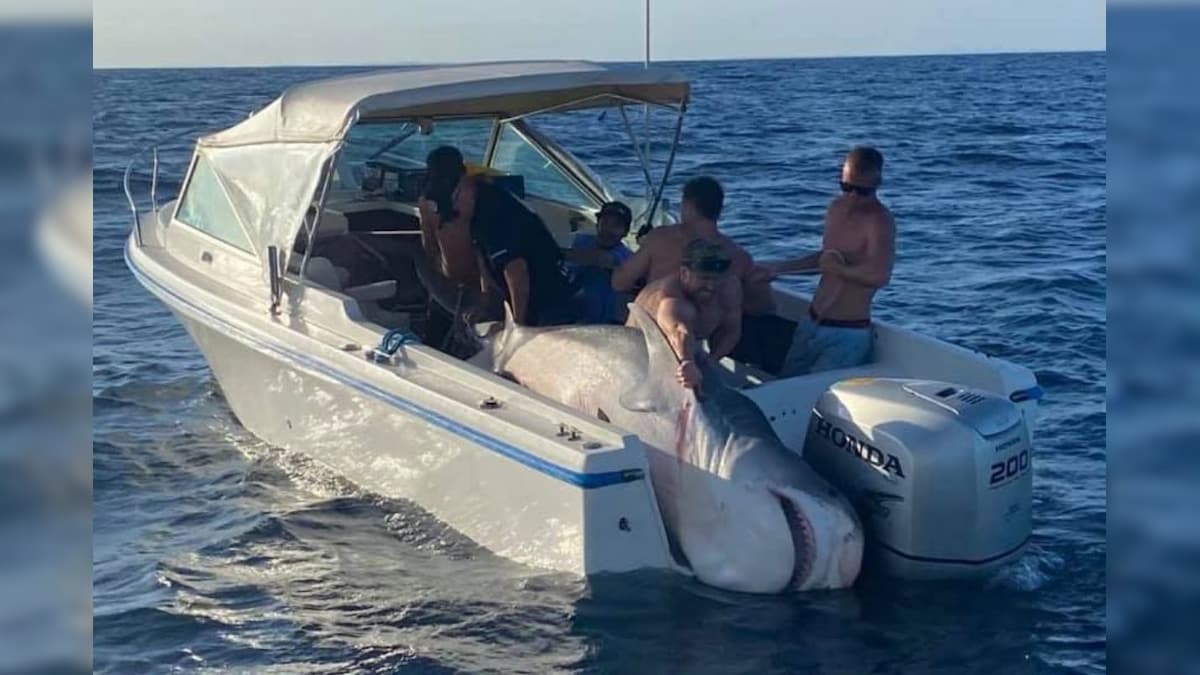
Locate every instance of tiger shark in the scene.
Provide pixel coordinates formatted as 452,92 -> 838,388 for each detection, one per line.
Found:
472,305 -> 863,593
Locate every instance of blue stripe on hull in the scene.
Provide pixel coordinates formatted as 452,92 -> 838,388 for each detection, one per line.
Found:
125,244 -> 643,490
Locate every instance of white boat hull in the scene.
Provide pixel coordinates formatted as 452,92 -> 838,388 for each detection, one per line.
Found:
127,236 -> 677,578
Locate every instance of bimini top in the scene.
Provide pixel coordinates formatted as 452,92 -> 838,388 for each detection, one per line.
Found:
201,61 -> 690,147
186,61 -> 689,280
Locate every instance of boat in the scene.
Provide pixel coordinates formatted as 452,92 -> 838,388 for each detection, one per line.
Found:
124,61 -> 1043,583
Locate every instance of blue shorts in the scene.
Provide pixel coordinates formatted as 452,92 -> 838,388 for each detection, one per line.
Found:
780,313 -> 874,376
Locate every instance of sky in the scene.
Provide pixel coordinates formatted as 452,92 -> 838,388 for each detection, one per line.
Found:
93,0 -> 1105,69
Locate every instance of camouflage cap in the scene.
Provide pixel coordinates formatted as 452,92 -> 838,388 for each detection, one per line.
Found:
681,238 -> 732,277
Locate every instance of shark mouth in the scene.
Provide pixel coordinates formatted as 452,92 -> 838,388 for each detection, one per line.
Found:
776,491 -> 817,590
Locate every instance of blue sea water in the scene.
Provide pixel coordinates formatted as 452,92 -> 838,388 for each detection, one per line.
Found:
93,52 -> 1106,674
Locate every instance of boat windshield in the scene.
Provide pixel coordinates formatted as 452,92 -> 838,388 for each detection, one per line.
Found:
333,118 -> 494,190
516,106 -> 681,230
526,124 -> 621,202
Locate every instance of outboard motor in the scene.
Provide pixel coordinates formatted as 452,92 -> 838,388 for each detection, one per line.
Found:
803,378 -> 1032,580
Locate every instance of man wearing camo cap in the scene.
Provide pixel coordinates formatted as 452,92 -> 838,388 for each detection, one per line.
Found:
631,238 -> 743,391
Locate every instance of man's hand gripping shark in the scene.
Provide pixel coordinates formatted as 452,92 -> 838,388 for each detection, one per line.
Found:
472,304 -> 864,594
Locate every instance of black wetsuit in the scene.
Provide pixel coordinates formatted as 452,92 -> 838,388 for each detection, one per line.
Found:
470,181 -> 578,326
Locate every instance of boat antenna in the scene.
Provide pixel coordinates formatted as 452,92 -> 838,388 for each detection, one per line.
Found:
642,0 -> 652,229
644,0 -> 650,70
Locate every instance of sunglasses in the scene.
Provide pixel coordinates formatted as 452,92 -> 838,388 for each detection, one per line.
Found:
840,181 -> 876,197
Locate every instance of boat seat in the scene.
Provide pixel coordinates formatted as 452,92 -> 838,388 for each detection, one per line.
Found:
305,256 -> 397,303
315,209 -> 350,241
287,210 -> 355,276
304,256 -> 349,289
305,255 -> 410,329
315,208 -> 399,274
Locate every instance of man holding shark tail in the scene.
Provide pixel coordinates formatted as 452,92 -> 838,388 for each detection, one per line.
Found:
630,238 -> 742,391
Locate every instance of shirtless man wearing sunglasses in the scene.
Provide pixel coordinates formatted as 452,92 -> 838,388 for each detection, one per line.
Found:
759,146 -> 896,375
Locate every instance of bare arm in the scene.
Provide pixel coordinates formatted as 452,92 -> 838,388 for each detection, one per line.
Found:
825,214 -> 895,288
462,252 -> 499,324
656,297 -> 699,364
453,176 -> 477,226
563,247 -> 619,269
417,198 -> 442,260
503,258 -> 532,325
707,280 -> 744,362
759,251 -> 823,276
477,253 -> 494,295
477,251 -> 498,302
612,236 -> 655,291
735,246 -> 777,315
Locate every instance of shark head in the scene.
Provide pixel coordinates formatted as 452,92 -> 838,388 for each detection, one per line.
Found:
622,303 -> 863,593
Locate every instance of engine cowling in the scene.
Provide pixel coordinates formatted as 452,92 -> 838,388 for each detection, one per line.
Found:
803,378 -> 1032,580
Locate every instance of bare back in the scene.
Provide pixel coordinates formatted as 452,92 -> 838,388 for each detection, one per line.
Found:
617,223 -> 770,311
648,224 -> 753,281
812,195 -> 895,322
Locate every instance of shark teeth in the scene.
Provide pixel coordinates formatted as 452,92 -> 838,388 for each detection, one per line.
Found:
774,488 -> 817,591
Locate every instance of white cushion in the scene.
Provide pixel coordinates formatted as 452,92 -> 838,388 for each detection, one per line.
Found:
344,280 -> 396,302
305,256 -> 349,290
314,210 -> 350,240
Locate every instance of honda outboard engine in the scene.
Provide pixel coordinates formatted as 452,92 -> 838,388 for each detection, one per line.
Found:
803,378 -> 1032,580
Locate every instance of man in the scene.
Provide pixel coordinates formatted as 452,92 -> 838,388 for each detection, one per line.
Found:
417,145 -> 578,327
761,145 -> 895,375
612,176 -> 774,315
632,238 -> 742,391
563,200 -> 634,324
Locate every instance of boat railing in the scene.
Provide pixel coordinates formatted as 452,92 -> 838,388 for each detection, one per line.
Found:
123,127 -> 210,246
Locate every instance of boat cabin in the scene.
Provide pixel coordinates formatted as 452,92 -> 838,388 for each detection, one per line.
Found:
174,63 -> 683,350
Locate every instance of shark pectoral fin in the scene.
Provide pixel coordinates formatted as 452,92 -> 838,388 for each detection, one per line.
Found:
622,302 -> 695,412
596,408 -> 611,423
619,383 -> 661,413
626,303 -> 681,375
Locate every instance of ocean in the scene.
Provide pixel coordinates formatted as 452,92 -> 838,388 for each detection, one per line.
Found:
93,52 -> 1106,674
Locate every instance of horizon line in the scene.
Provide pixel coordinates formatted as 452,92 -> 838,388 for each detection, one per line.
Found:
93,47 -> 1104,71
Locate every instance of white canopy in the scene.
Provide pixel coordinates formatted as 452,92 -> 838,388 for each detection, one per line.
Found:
201,61 -> 690,147
191,61 -> 689,280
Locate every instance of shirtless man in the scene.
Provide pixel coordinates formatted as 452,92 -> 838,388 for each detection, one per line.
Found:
761,146 -> 895,375
612,176 -> 774,315
632,238 -> 742,391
